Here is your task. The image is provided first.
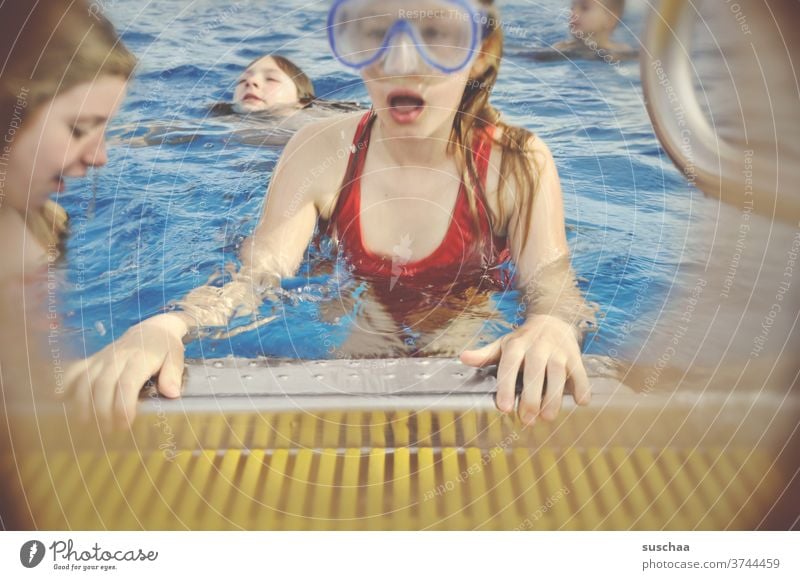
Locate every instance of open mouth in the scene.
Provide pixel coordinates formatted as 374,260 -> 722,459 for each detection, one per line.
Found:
387,90 -> 425,124
242,93 -> 265,104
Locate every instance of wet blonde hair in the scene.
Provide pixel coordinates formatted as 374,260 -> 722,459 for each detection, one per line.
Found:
25,201 -> 70,258
0,0 -> 136,256
451,0 -> 540,249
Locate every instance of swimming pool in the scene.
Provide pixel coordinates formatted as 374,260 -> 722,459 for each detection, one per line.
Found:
58,0 -> 697,363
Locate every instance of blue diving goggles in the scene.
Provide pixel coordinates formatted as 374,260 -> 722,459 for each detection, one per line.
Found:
327,0 -> 491,74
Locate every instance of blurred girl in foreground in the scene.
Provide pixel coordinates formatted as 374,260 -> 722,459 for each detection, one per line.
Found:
0,0 -> 135,525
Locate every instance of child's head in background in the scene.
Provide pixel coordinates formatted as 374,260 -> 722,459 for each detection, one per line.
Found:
568,0 -> 625,44
232,55 -> 315,113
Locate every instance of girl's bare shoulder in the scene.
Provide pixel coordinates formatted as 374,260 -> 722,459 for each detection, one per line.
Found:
286,111 -> 365,154
278,112 -> 366,216
483,125 -> 560,232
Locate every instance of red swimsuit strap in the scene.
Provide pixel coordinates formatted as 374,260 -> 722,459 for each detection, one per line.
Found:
327,111 -> 376,237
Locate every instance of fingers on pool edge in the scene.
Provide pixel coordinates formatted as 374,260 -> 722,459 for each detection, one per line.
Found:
460,339 -> 502,368
114,358 -> 149,428
540,358 -> 566,421
569,354 -> 591,405
495,345 -> 525,413
157,342 -> 185,399
519,352 -> 547,425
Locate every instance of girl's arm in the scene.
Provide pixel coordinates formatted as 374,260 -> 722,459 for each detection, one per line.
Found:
461,138 -> 593,425
173,123 -> 323,329
65,121 -> 329,431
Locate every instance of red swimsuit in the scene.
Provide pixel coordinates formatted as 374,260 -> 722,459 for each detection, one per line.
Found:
326,111 -> 510,289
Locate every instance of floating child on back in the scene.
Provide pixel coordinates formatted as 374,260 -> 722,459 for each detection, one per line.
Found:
211,54 -> 362,117
230,54 -> 315,114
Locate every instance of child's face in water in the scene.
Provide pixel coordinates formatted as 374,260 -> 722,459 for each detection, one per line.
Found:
233,56 -> 299,113
4,76 -> 127,212
569,0 -> 618,38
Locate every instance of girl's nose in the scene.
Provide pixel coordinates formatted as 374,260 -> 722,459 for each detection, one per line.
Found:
382,33 -> 423,75
245,77 -> 260,89
83,136 -> 108,168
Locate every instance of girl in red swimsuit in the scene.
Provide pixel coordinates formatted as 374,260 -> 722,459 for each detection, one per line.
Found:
327,110 -> 508,285
317,108 -> 512,356
80,0 -> 596,429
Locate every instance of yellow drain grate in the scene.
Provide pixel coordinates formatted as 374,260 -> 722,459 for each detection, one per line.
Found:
3,446 -> 783,530
4,363 -> 794,530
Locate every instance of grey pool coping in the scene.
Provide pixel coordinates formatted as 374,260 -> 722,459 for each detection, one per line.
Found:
13,356 -> 794,450
135,355 -> 793,409
138,357 -> 797,428
150,356 -> 627,412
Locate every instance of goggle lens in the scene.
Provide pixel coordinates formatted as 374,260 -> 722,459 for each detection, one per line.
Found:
329,0 -> 484,73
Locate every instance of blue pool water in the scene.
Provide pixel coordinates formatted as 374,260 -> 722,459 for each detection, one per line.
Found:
58,0 -> 707,361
